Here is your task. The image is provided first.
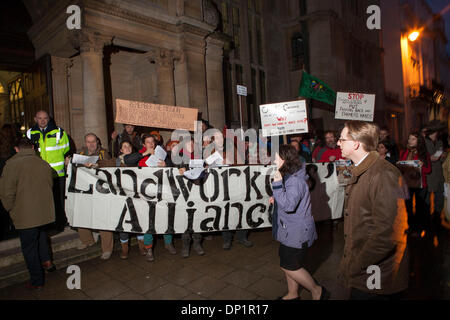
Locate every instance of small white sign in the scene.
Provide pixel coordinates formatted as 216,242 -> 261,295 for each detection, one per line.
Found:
335,92 -> 375,121
72,154 -> 99,165
237,85 -> 247,96
259,100 -> 308,137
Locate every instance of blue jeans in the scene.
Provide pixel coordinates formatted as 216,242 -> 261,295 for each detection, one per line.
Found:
18,226 -> 51,286
119,233 -> 144,244
143,234 -> 172,246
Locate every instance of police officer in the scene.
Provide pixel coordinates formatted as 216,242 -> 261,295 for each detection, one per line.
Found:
27,110 -> 71,232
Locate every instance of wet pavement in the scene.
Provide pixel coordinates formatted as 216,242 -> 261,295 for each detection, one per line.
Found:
0,218 -> 448,300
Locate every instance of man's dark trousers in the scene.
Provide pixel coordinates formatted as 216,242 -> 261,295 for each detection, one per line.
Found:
53,177 -> 67,231
18,226 -> 51,286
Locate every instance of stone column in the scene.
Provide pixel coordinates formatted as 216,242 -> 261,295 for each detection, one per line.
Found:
147,48 -> 176,106
51,56 -> 71,133
205,36 -> 225,129
79,33 -> 109,147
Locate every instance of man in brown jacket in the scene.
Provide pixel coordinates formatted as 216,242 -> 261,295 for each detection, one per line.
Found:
0,138 -> 56,290
337,121 -> 409,299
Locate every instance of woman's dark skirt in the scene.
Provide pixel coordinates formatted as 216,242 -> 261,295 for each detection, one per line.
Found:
279,242 -> 308,271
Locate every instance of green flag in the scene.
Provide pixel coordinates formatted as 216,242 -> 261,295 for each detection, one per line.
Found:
298,71 -> 336,106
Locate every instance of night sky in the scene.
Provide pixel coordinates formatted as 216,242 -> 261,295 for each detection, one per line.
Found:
426,0 -> 450,56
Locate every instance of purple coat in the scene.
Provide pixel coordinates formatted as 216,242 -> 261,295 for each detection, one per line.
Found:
272,166 -> 317,249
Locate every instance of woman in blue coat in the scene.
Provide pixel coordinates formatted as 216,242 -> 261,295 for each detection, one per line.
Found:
270,144 -> 329,300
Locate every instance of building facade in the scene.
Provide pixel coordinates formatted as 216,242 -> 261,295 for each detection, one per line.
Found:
1,0 -> 227,149
381,0 -> 449,143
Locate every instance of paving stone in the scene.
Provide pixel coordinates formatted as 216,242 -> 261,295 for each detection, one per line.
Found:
246,277 -> 286,299
0,282 -> 37,300
164,266 -> 203,286
125,274 -> 167,294
193,262 -> 235,279
210,284 -> 259,300
75,269 -> 112,290
222,270 -> 263,289
183,275 -> 228,298
144,283 -> 190,300
253,263 -> 285,281
83,279 -> 129,300
112,290 -> 146,300
181,293 -> 208,300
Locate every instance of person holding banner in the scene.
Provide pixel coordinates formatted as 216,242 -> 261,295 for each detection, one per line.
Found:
270,145 -> 328,300
135,134 -> 175,261
399,131 -> 432,236
97,140 -> 147,259
76,133 -> 114,260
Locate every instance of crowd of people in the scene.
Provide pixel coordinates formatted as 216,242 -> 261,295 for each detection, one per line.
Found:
0,110 -> 449,299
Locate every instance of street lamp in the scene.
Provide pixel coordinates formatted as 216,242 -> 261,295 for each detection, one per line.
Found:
408,31 -> 420,41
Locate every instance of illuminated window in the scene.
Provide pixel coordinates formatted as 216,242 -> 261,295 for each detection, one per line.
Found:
8,78 -> 25,128
0,83 -> 5,94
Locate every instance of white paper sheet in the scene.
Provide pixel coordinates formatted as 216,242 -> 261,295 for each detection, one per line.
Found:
183,167 -> 205,180
72,154 -> 99,165
189,159 -> 205,168
145,146 -> 167,167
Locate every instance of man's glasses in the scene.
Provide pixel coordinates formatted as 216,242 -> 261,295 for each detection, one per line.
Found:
337,138 -> 354,142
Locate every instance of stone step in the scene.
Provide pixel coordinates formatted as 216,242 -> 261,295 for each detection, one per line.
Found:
0,227 -> 81,269
0,233 -> 135,289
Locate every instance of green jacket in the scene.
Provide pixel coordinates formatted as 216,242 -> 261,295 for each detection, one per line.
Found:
27,119 -> 70,177
0,149 -> 55,229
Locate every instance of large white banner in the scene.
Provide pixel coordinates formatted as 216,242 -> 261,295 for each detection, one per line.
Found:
335,92 -> 375,121
259,100 -> 308,137
65,164 -> 344,234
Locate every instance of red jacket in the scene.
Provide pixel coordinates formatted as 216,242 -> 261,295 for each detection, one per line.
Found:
313,146 -> 344,163
399,149 -> 432,188
138,147 -> 149,167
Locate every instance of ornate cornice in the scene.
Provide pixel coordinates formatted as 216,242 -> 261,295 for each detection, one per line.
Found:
69,30 -> 112,54
83,0 -> 178,33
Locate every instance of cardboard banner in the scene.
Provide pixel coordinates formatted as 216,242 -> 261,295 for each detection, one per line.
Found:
65,164 -> 344,235
259,100 -> 308,137
115,98 -> 198,131
335,92 -> 375,121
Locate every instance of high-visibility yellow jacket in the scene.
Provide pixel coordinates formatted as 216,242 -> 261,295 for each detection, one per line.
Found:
27,120 -> 70,177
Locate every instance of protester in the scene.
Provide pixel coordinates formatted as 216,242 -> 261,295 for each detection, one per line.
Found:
132,134 -> 174,261
312,131 -> 343,163
150,130 -> 163,146
424,121 -> 447,227
337,121 -> 408,299
0,138 -> 56,290
290,140 -> 307,163
97,141 -> 146,259
27,110 -> 71,232
377,140 -> 396,165
76,133 -> 114,260
269,144 -> 327,300
289,134 -> 311,162
110,124 -> 142,157
379,126 -> 399,163
176,138 -> 205,258
399,131 -> 432,236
